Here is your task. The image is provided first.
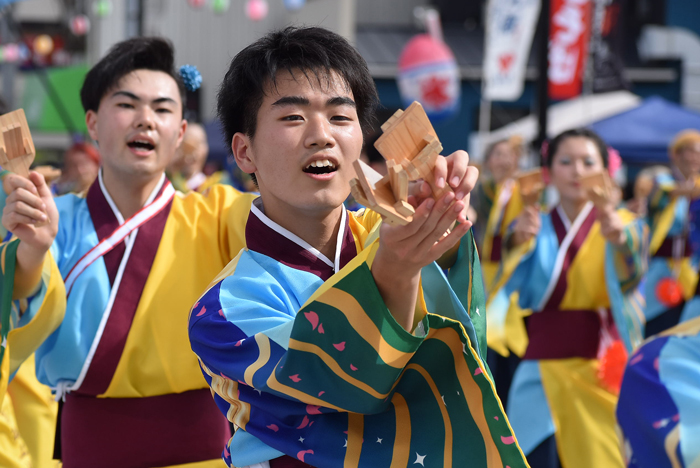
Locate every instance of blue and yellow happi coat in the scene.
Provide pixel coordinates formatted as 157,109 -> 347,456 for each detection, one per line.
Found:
617,316 -> 700,468
189,200 -> 528,468
493,203 -> 647,468
644,172 -> 700,322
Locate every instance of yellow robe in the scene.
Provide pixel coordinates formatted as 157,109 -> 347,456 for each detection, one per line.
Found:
1,182 -> 256,468
481,179 -> 529,357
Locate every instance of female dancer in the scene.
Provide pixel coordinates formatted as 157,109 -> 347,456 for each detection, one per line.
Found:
499,128 -> 646,468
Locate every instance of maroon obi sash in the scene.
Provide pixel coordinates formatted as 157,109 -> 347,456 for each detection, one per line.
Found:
489,235 -> 503,262
523,309 -> 602,360
270,455 -> 314,467
61,388 -> 230,468
653,236 -> 691,258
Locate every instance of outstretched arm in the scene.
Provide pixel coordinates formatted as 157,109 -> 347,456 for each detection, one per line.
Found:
374,150 -> 478,331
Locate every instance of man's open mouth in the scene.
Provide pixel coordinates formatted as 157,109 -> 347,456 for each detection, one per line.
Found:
128,140 -> 155,151
303,159 -> 338,175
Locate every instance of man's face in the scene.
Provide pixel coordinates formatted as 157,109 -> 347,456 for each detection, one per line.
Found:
673,142 -> 700,179
62,149 -> 99,193
233,69 -> 363,223
178,124 -> 209,178
86,69 -> 186,182
486,142 -> 517,184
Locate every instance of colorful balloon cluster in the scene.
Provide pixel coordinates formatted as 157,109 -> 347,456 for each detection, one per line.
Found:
0,43 -> 30,63
187,0 -> 230,13
186,0 -> 306,16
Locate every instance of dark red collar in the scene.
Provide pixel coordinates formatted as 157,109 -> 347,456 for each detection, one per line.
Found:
245,199 -> 357,281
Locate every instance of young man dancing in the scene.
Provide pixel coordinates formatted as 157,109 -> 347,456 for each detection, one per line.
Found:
189,26 -> 527,468
0,37 -> 255,467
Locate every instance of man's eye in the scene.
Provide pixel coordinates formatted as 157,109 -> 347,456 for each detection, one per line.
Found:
281,115 -> 303,121
117,102 -> 134,109
584,158 -> 596,167
558,157 -> 571,165
156,108 -> 172,114
331,115 -> 351,121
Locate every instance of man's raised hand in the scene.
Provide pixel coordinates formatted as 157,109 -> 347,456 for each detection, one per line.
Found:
3,171 -> 58,253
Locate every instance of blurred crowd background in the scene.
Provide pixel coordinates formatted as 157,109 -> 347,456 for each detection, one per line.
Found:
0,0 -> 696,202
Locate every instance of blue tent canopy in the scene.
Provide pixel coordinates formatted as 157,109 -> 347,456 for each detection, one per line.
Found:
591,96 -> 700,164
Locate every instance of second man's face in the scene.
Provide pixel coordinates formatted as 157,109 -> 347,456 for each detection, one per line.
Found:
86,69 -> 186,183
235,69 -> 364,223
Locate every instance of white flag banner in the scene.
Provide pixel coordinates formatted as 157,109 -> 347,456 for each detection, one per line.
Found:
483,0 -> 541,101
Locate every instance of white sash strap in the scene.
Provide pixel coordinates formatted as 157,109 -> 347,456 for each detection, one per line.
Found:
63,182 -> 175,296
536,202 -> 594,311
491,179 -> 515,235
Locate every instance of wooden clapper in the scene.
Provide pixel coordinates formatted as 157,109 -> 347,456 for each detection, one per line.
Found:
0,109 -> 34,177
516,168 -> 545,206
580,170 -> 614,209
350,102 -> 450,226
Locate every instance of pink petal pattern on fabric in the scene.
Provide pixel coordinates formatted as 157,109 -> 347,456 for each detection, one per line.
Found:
474,368 -> 483,376
307,405 -> 322,415
224,445 -> 230,457
218,309 -> 225,317
297,415 -> 310,429
654,357 -> 660,371
501,435 -> 515,445
298,450 -> 314,462
196,306 -> 207,316
318,323 -> 325,334
304,311 -> 319,330
673,414 -> 680,422
234,339 -> 244,347
267,424 -> 279,432
333,342 -> 346,351
629,353 -> 644,366
220,372 -> 231,380
289,374 -> 301,383
350,364 -> 358,371
318,391 -> 325,397
494,416 -> 499,420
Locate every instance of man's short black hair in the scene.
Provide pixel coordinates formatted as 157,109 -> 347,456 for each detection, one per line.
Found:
80,36 -> 186,115
545,128 -> 609,168
217,26 -> 379,153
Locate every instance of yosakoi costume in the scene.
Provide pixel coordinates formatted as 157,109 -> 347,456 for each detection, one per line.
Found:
0,171 -> 256,468
4,355 -> 59,468
617,316 -> 700,468
0,219 -> 58,468
498,202 -> 646,468
644,172 -> 700,333
189,199 -> 528,468
481,178 -> 528,359
472,178 -> 498,249
171,170 -> 232,194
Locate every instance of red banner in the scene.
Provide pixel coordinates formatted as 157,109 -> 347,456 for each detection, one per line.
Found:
548,0 -> 593,100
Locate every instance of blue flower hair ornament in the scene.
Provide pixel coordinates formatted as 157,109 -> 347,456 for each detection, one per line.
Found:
179,65 -> 202,92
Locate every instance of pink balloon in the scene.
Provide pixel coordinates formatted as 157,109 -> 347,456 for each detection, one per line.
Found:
3,44 -> 19,62
246,0 -> 268,21
70,15 -> 90,36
